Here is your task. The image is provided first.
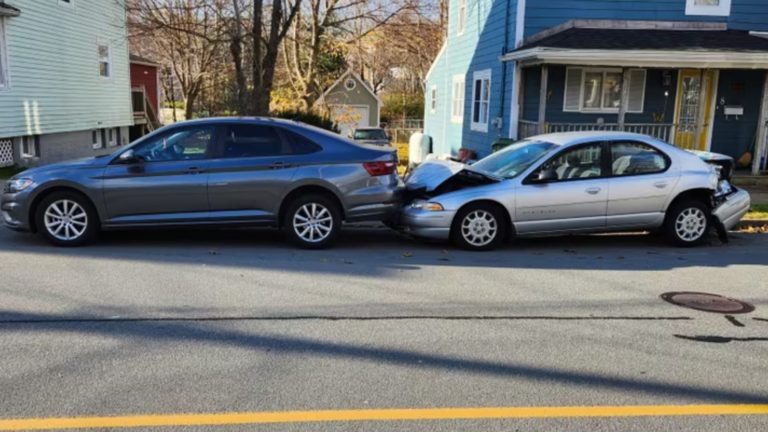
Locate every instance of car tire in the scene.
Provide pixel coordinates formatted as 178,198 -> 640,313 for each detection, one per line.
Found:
665,200 -> 710,247
282,194 -> 341,249
451,203 -> 508,251
35,191 -> 99,247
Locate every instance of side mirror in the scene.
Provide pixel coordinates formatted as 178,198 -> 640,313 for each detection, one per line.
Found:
530,168 -> 558,183
118,149 -> 140,164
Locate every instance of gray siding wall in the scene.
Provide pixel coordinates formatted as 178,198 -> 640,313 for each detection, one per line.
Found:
0,1 -> 133,140
15,127 -> 128,166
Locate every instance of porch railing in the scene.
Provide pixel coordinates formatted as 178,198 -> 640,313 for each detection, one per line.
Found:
519,121 -> 675,143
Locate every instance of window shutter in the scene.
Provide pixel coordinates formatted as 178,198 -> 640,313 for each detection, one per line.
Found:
627,69 -> 647,113
563,68 -> 583,112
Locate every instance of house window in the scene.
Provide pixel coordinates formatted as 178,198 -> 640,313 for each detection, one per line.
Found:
457,0 -> 466,35
471,69 -> 491,132
686,0 -> 731,16
98,43 -> 112,78
564,68 -> 646,114
430,86 -> 437,113
92,130 -> 103,149
20,136 -> 40,158
108,128 -> 118,147
0,18 -> 8,89
451,75 -> 465,123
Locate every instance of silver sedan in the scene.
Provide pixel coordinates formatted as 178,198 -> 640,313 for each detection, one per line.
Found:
400,132 -> 750,251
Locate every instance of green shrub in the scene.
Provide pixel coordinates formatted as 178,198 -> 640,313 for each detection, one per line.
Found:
272,110 -> 339,133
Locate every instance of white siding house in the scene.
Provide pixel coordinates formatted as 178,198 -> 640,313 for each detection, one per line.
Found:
0,0 -> 133,167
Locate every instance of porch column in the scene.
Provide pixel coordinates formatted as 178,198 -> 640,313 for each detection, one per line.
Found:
617,68 -> 631,131
509,62 -> 524,140
753,71 -> 768,175
538,65 -> 548,134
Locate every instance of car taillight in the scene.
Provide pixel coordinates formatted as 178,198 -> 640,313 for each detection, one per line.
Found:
363,161 -> 396,176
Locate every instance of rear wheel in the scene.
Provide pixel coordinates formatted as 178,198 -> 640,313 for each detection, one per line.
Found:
35,191 -> 98,247
451,203 -> 507,251
665,200 -> 710,247
282,194 -> 341,249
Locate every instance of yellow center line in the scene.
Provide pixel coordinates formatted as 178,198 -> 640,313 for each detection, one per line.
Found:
1,405 -> 767,430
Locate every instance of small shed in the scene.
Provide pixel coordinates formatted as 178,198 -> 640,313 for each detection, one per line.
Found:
129,54 -> 162,140
317,71 -> 382,137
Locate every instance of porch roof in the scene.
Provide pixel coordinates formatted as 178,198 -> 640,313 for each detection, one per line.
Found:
502,28 -> 768,69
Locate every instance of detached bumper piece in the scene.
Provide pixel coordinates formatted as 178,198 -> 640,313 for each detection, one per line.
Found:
712,188 -> 751,232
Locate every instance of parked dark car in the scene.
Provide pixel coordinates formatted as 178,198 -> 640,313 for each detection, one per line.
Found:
1,118 -> 402,248
351,127 -> 391,147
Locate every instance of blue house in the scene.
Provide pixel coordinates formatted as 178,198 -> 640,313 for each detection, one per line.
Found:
424,0 -> 768,174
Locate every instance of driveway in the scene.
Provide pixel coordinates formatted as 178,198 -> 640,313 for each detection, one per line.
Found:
0,227 -> 767,431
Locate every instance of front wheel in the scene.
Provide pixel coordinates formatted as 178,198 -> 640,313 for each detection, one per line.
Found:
282,194 -> 341,249
35,192 -> 98,247
451,203 -> 508,251
665,200 -> 710,247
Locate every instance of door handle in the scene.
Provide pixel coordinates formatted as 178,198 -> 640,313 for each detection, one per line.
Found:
269,162 -> 291,170
585,187 -> 601,195
185,167 -> 206,175
654,181 -> 668,189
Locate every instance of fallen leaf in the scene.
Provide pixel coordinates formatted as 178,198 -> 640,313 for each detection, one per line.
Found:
402,252 -> 413,258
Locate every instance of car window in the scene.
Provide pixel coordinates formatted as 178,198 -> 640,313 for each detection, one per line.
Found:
221,124 -> 288,158
134,126 -> 215,162
611,142 -> 668,176
471,140 -> 557,179
281,129 -> 323,155
540,144 -> 603,181
354,129 -> 387,140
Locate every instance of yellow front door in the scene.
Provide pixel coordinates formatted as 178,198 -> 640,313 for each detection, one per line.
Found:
674,69 -> 716,151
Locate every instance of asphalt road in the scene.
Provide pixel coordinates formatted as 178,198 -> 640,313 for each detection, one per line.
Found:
0,226 -> 767,431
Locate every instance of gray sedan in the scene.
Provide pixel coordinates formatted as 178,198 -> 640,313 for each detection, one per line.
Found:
2,117 -> 401,248
401,132 -> 750,251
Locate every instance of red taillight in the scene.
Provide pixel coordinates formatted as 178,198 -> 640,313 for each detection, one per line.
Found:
363,161 -> 396,176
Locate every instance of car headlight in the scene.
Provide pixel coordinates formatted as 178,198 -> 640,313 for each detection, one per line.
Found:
6,178 -> 33,193
410,200 -> 444,211
715,180 -> 733,197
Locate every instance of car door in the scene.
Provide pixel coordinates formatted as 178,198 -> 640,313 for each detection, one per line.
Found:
102,125 -> 217,224
206,123 -> 316,221
514,142 -> 608,234
606,140 -> 677,229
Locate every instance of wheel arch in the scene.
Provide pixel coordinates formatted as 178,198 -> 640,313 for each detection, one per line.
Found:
278,184 -> 346,227
28,185 -> 100,233
452,199 -> 514,236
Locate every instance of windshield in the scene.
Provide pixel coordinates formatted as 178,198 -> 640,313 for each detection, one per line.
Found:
470,140 -> 557,179
354,129 -> 388,140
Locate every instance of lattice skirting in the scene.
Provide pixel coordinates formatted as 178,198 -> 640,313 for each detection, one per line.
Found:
0,138 -> 13,167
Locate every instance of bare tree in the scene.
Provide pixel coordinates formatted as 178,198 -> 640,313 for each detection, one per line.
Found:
283,0 -> 413,110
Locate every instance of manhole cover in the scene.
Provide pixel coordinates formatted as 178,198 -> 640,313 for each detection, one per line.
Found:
661,292 -> 755,314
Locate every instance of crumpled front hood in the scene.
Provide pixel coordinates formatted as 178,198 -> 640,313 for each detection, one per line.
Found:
405,160 -> 467,192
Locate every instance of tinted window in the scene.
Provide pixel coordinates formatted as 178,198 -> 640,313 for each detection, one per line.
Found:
611,142 -> 668,176
540,144 -> 603,180
221,124 -> 288,158
134,126 -> 215,162
282,129 -> 322,155
353,129 -> 387,140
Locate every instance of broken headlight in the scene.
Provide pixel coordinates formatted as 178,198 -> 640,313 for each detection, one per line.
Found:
715,180 -> 733,197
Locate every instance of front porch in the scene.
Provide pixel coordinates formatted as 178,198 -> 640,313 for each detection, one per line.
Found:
504,24 -> 768,174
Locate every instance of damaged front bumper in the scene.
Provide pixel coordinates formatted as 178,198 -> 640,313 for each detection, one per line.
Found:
712,188 -> 751,231
398,205 -> 456,240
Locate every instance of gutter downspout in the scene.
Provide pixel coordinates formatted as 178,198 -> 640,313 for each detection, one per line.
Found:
497,0 -> 512,138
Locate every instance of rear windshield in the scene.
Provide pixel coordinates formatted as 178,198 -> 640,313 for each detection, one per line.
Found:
354,129 -> 387,140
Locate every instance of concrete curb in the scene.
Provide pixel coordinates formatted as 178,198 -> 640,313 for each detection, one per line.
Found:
737,219 -> 768,229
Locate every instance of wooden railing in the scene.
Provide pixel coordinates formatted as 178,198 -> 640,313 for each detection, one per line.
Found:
132,86 -> 161,131
519,121 -> 675,142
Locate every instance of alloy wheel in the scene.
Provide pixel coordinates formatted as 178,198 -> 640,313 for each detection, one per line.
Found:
44,199 -> 88,242
293,203 -> 334,244
460,210 -> 498,247
675,207 -> 707,242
